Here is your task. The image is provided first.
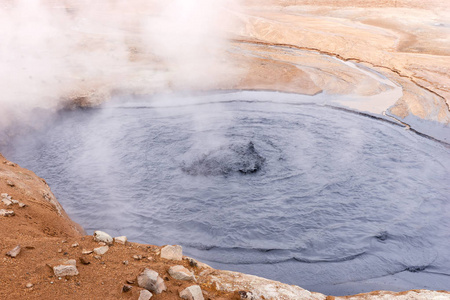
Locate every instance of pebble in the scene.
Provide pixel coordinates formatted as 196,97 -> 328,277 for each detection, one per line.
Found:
138,289 -> 153,300
0,209 -> 15,217
1,193 -> 8,198
137,268 -> 167,294
168,265 -> 196,281
94,246 -> 109,255
71,242 -> 79,248
123,260 -> 129,265
133,255 -> 143,260
81,249 -> 93,255
6,180 -> 15,187
6,245 -> 21,258
93,231 -> 113,245
114,236 -> 127,245
19,202 -> 27,208
160,245 -> 183,261
11,200 -> 19,204
26,283 -> 33,288
179,285 -> 204,300
122,284 -> 132,292
79,257 -> 90,265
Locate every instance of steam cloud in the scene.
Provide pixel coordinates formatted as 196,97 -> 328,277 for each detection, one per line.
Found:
0,0 -> 240,134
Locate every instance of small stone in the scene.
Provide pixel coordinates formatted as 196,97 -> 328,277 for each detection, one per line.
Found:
11,200 -> 19,204
122,284 -> 132,292
160,245 -> 182,261
98,242 -> 106,246
94,255 -> 101,260
6,180 -> 14,187
81,249 -> 93,255
123,260 -> 129,265
93,231 -> 113,245
18,202 -> 27,208
2,199 -> 12,206
4,161 -> 16,167
126,279 -> 135,284
1,193 -> 8,198
53,264 -> 79,277
57,249 -> 63,253
0,209 -> 15,217
26,283 -> 33,288
133,255 -> 143,260
71,243 -> 79,248
180,285 -> 204,300
6,245 -> 21,258
79,257 -> 90,265
94,246 -> 109,255
137,268 -> 167,294
168,265 -> 195,281
114,236 -> 127,245
138,289 -> 153,300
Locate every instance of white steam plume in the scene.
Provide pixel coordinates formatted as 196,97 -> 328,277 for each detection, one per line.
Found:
0,0 -> 240,134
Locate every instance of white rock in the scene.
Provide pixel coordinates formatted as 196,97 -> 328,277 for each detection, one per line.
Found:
0,209 -> 15,217
1,193 -> 9,198
160,245 -> 182,260
53,264 -> 79,277
71,242 -> 79,248
93,231 -> 113,244
138,289 -> 153,300
11,200 -> 19,204
18,202 -> 27,208
82,249 -> 93,255
180,285 -> 204,300
6,245 -> 21,258
114,236 -> 127,244
168,265 -> 195,281
137,268 -> 167,294
26,283 -> 33,288
94,246 -> 109,255
2,198 -> 12,206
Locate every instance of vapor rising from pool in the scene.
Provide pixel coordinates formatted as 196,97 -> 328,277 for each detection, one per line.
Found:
3,92 -> 450,295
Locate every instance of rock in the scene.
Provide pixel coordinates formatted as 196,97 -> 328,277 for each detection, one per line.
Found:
138,289 -> 153,300
6,245 -> 21,258
79,257 -> 90,265
160,245 -> 182,260
114,236 -> 127,244
53,264 -> 79,277
18,202 -> 27,208
98,242 -> 106,246
2,198 -> 12,206
137,268 -> 167,294
168,265 -> 195,281
133,255 -> 143,260
0,209 -> 15,217
123,260 -> 129,265
11,200 -> 19,204
71,242 -> 79,248
94,246 -> 109,255
1,193 -> 8,198
122,284 -> 132,292
26,283 -> 33,288
126,279 -> 135,284
81,249 -> 93,255
93,231 -> 113,244
6,180 -> 15,187
180,285 -> 204,300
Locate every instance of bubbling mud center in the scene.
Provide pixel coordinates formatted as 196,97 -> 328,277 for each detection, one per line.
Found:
3,91 -> 450,296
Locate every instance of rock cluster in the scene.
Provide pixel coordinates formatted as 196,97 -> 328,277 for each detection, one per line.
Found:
1,192 -> 26,217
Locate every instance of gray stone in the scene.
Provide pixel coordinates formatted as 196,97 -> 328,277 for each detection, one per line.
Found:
53,264 -> 79,277
94,246 -> 109,255
138,289 -> 153,300
160,245 -> 182,260
93,230 -> 113,244
0,209 -> 15,217
137,268 -> 166,294
114,236 -> 127,244
168,265 -> 195,281
180,285 -> 204,300
6,245 -> 21,258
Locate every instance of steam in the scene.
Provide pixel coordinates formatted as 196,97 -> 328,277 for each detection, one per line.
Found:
0,0 -> 240,134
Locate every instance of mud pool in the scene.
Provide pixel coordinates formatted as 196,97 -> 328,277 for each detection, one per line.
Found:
3,91 -> 450,295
